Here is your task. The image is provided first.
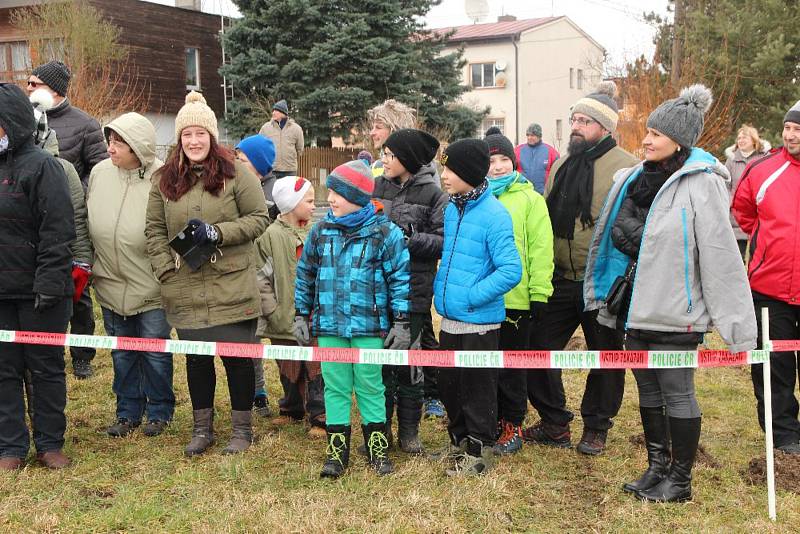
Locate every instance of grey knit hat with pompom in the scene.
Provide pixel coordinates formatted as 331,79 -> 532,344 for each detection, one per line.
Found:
571,81 -> 619,133
647,84 -> 713,148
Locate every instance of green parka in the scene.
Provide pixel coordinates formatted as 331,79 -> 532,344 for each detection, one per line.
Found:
495,173 -> 554,309
145,159 -> 270,329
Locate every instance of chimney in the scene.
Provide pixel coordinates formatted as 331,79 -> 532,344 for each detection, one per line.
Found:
498,15 -> 517,22
175,0 -> 202,10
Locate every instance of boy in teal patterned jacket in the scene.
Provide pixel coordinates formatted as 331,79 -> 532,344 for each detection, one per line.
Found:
294,160 -> 411,479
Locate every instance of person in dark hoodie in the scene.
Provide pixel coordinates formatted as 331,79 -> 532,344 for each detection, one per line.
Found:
0,83 -> 76,471
372,128 -> 446,454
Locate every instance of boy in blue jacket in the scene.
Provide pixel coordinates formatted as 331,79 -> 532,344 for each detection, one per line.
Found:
294,160 -> 411,479
433,139 -> 522,476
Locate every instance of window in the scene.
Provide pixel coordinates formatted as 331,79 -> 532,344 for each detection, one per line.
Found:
0,41 -> 31,82
577,69 -> 584,90
185,47 -> 200,90
470,62 -> 496,88
479,117 -> 504,137
569,68 -> 574,89
556,119 -> 563,142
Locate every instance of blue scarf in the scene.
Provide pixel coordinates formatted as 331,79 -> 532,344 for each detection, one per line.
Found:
488,171 -> 519,197
327,202 -> 376,228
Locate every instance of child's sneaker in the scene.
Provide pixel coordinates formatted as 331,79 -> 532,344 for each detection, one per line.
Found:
428,438 -> 466,462
445,438 -> 493,477
424,398 -> 445,419
493,420 -> 523,455
253,394 -> 272,418
522,420 -> 572,448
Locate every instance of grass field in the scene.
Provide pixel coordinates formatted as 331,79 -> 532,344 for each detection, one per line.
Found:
1,325 -> 797,533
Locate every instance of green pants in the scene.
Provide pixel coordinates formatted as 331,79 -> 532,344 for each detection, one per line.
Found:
319,336 -> 386,425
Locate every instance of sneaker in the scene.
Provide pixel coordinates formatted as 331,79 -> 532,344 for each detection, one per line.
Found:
424,398 -> 445,419
106,418 -> 140,437
777,441 -> 800,454
493,421 -> 523,455
445,449 -> 493,477
576,428 -> 608,455
253,395 -> 272,418
72,360 -> 94,379
522,421 -> 572,448
142,420 -> 169,437
428,439 -> 467,461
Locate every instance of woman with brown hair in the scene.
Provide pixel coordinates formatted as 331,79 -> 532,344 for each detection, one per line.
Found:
145,92 -> 269,456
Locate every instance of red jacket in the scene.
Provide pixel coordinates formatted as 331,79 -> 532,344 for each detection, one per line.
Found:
732,147 -> 800,305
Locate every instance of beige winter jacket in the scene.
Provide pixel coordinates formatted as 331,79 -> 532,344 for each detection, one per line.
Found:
87,113 -> 164,317
259,118 -> 304,172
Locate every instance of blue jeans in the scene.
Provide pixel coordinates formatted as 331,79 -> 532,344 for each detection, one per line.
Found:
102,308 -> 175,423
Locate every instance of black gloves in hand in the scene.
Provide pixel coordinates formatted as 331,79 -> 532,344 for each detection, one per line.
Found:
34,293 -> 60,312
189,218 -> 220,246
530,301 -> 548,323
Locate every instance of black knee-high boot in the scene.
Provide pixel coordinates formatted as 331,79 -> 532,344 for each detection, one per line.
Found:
623,406 -> 670,494
636,416 -> 701,503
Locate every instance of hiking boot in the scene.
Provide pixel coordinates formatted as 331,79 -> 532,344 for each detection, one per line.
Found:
363,422 -> 394,476
397,396 -> 424,454
522,421 -> 571,448
142,420 -> 169,437
424,398 -> 446,419
36,450 -> 71,469
358,414 -> 393,456
320,425 -> 350,479
493,420 -> 523,455
623,406 -> 670,494
253,395 -> 272,418
428,438 -> 466,461
636,417 -> 701,503
185,408 -> 215,457
777,441 -> 800,454
577,428 -> 608,456
0,457 -> 24,471
222,410 -> 254,454
446,437 -> 493,477
72,360 -> 94,379
106,418 -> 140,438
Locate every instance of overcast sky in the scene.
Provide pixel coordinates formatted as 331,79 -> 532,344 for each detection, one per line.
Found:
145,0 -> 670,68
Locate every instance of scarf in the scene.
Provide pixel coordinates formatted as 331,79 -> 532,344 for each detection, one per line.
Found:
327,201 -> 376,228
546,135 -> 617,239
0,135 -> 8,154
629,162 -> 669,208
488,171 -> 519,197
450,179 -> 488,215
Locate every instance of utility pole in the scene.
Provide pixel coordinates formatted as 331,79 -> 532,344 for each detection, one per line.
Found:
670,0 -> 685,86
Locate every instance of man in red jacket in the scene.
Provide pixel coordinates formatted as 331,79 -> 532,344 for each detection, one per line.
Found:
732,100 -> 800,454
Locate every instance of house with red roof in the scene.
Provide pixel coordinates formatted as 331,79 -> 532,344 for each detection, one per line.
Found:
432,15 -> 605,150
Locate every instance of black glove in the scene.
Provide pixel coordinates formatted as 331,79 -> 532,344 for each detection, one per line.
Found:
530,301 -> 548,323
34,293 -> 60,312
188,218 -> 220,246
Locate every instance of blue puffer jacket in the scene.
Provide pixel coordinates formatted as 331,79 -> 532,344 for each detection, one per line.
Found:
434,185 -> 522,324
295,208 -> 410,338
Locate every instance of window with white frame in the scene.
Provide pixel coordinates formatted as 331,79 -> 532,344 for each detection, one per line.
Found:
479,117 -> 504,136
470,62 -> 496,88
569,68 -> 574,89
0,41 -> 31,81
185,47 -> 200,90
577,69 -> 584,90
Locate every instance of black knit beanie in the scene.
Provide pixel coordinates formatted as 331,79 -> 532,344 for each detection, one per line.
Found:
383,128 -> 440,175
485,133 -> 516,169
32,61 -> 71,97
441,139 -> 490,187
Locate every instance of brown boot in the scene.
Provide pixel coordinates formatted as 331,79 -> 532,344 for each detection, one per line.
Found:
36,450 -> 71,469
0,457 -> 24,471
222,410 -> 253,455
185,408 -> 215,457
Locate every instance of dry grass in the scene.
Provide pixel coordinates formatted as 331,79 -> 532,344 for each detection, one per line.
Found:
0,325 -> 797,532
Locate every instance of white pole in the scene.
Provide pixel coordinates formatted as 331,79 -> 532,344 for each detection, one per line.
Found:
762,306 -> 776,521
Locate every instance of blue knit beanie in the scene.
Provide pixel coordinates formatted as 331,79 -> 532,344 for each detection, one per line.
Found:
236,135 -> 276,177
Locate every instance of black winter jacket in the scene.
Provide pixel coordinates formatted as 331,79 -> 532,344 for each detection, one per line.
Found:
373,163 -> 447,313
46,99 -> 108,184
0,84 -> 75,299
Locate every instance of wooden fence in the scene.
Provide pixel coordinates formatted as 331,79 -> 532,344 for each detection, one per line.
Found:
298,147 -> 363,203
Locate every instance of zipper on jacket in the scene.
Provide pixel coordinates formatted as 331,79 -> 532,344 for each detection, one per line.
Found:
440,211 -> 465,318
748,221 -> 768,280
114,178 -> 132,314
681,208 -> 693,313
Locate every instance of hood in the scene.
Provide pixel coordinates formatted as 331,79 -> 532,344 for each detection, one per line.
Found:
0,83 -> 36,153
507,171 -> 534,193
412,162 -> 440,186
104,112 -> 156,169
43,128 -> 60,156
724,140 -> 772,161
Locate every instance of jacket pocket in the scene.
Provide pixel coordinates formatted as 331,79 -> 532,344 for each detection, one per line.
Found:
207,250 -> 253,308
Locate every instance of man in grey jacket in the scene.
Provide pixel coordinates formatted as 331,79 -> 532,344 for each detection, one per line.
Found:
259,100 -> 304,178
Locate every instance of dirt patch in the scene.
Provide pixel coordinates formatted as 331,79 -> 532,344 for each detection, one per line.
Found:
745,452 -> 800,493
627,433 -> 720,468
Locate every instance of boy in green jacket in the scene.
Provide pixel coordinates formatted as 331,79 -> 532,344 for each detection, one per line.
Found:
484,130 -> 554,454
255,176 -> 325,437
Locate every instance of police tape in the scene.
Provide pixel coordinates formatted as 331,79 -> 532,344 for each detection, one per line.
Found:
0,329 -> 792,369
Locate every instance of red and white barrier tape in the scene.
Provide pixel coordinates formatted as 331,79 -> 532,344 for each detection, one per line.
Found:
0,329 -> 790,369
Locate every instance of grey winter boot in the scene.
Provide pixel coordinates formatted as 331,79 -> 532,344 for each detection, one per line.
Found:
222,410 -> 254,455
185,408 -> 215,457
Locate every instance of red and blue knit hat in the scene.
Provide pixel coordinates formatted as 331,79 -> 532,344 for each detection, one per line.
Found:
326,160 -> 374,206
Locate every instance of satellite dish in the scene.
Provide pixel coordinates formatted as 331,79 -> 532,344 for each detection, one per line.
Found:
495,60 -> 507,72
465,0 -> 490,23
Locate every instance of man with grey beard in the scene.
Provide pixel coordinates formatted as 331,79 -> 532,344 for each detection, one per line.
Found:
523,82 -> 638,456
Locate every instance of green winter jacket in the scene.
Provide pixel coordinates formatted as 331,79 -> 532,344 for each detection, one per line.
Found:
87,113 -> 164,317
495,173 -> 554,309
254,218 -> 309,341
145,160 -> 270,329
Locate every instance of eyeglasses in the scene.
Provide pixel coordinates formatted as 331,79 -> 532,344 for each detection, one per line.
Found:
381,150 -> 396,161
569,116 -> 597,127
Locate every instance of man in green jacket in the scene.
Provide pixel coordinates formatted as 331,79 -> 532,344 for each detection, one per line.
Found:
525,82 -> 638,456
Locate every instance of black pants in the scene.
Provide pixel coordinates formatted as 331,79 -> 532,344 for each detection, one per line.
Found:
383,312 -> 427,409
419,313 -> 440,398
177,320 -> 257,412
528,277 -> 625,430
272,170 -> 296,179
0,298 -> 71,458
752,292 -> 800,447
438,329 -> 499,446
68,285 -> 95,363
497,310 -> 531,426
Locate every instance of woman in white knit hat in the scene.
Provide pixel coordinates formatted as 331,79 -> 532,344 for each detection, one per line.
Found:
145,91 -> 270,457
